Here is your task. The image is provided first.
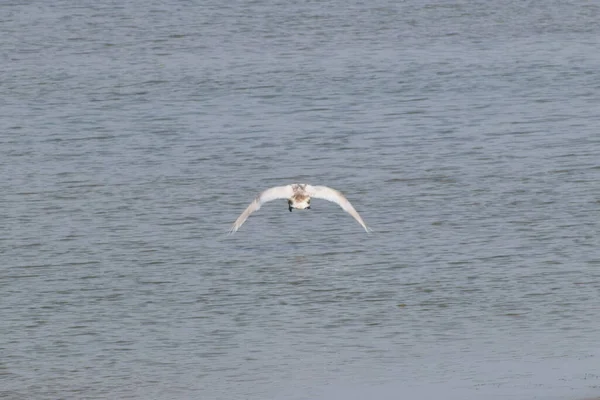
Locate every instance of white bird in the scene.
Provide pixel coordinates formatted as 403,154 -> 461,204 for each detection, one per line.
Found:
229,183 -> 372,233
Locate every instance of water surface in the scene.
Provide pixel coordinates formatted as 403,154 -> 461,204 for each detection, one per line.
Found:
2,1 -> 600,399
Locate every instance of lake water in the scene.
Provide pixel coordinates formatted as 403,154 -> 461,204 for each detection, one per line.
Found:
1,1 -> 600,399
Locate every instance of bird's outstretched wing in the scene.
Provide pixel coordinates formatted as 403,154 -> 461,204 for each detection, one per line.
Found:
306,185 -> 372,232
229,185 -> 294,233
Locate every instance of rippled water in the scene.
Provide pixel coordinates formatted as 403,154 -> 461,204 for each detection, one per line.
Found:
2,1 -> 600,399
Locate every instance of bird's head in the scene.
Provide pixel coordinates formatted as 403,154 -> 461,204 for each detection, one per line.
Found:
288,195 -> 311,211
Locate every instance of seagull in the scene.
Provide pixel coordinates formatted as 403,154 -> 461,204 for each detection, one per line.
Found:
229,184 -> 372,233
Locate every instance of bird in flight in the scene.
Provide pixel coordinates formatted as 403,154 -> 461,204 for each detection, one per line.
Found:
229,184 -> 372,233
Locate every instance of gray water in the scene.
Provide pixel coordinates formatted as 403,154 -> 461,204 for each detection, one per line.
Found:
2,1 -> 600,399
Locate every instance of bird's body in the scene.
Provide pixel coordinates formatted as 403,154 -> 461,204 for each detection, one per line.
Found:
229,183 -> 371,233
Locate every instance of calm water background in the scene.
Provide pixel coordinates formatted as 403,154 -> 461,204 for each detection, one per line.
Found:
2,1 -> 600,399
